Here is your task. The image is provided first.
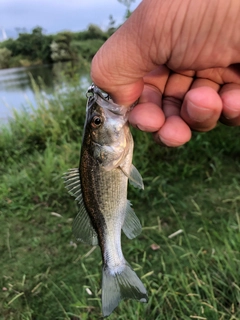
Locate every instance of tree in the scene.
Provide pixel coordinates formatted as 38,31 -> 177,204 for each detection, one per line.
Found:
107,15 -> 117,36
117,0 -> 136,19
50,32 -> 76,62
73,24 -> 108,41
0,47 -> 12,69
72,39 -> 105,61
3,27 -> 53,63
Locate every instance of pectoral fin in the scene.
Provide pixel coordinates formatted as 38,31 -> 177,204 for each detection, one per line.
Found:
122,201 -> 142,239
63,168 -> 98,246
119,164 -> 144,190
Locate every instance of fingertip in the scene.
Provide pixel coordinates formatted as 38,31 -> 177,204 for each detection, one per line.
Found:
154,115 -> 191,147
109,81 -> 144,107
185,86 -> 222,107
129,102 -> 165,132
220,89 -> 240,124
91,56 -> 144,106
181,86 -> 222,131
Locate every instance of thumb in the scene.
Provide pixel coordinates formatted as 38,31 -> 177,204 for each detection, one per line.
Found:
90,0 -> 170,106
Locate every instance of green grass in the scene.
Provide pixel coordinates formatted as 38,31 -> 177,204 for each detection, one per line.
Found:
1,79 -> 240,319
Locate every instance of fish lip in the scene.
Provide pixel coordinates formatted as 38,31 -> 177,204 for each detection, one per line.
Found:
86,83 -> 129,117
96,95 -> 127,116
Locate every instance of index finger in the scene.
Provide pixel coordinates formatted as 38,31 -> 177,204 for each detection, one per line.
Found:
90,0 -> 168,106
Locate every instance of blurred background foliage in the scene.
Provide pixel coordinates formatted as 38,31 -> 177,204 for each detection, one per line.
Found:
0,24 -> 112,69
0,0 -> 138,70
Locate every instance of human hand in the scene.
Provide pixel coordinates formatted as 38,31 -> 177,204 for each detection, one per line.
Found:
91,0 -> 240,146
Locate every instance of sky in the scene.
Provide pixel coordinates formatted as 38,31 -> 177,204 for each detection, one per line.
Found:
0,0 -> 142,39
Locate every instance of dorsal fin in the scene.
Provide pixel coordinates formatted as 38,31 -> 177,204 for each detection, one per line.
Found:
63,168 -> 98,246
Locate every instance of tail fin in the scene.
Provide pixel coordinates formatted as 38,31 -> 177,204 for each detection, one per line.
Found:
102,263 -> 148,317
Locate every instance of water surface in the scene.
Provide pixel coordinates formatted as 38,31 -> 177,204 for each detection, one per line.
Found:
0,63 -> 90,122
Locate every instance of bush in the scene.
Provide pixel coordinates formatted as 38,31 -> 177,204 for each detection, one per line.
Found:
73,39 -> 105,60
73,24 -> 108,41
0,47 -> 12,69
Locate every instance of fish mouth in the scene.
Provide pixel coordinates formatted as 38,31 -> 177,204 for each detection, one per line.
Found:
86,83 -> 129,117
86,83 -> 109,100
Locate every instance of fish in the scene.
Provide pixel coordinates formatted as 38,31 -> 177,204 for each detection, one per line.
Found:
64,83 -> 148,317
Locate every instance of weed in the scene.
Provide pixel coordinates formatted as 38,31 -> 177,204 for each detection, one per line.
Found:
1,78 -> 240,319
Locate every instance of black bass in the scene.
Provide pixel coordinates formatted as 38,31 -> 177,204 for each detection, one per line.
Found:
64,84 -> 147,317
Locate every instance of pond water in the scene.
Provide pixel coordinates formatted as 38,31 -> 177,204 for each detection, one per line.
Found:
0,63 -> 90,123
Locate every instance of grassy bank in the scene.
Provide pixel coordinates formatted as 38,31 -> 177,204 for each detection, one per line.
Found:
0,80 -> 240,320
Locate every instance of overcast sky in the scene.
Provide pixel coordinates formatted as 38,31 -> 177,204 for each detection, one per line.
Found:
0,0 -> 142,39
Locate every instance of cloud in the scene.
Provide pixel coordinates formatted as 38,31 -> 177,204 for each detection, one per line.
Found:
0,0 -> 142,36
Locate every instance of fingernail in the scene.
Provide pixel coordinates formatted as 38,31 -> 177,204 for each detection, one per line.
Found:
186,101 -> 214,122
136,124 -> 145,131
223,106 -> 240,119
136,124 -> 158,132
153,133 -> 170,147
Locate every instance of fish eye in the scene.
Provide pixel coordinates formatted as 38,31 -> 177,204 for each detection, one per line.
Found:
91,116 -> 102,128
